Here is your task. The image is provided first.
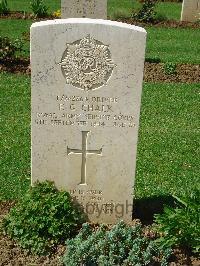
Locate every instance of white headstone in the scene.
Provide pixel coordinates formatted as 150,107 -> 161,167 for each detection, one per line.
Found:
61,0 -> 107,19
181,0 -> 200,22
31,19 -> 146,224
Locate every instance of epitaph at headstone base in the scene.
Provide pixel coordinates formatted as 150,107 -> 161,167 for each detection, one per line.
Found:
31,19 -> 146,224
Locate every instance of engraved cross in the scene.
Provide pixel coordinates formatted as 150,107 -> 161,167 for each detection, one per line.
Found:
67,131 -> 102,185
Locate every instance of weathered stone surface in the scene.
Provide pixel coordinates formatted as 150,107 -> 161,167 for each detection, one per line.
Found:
61,0 -> 107,19
181,0 -> 200,22
31,19 -> 146,224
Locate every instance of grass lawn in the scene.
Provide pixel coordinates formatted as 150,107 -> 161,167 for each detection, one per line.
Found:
146,27 -> 200,64
6,0 -> 60,13
109,1 -> 182,21
0,73 -> 199,201
0,73 -> 30,200
0,19 -> 32,58
155,2 -> 182,21
1,18 -> 200,64
136,82 -> 200,199
7,0 -> 181,21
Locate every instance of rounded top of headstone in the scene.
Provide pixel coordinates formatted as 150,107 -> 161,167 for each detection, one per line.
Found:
31,18 -> 146,35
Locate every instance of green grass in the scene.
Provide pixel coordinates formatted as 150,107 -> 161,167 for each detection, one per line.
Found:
0,73 -> 199,200
1,18 -> 199,64
135,82 -> 200,199
6,0 -> 181,20
145,27 -> 200,64
108,1 -> 182,21
0,19 -> 32,39
155,2 -> 182,21
6,0 -> 60,13
0,73 -> 30,200
108,0 -> 137,19
0,19 -> 32,57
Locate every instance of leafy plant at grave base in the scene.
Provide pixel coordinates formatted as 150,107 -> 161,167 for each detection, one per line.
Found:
163,62 -> 177,75
3,181 -> 85,255
0,36 -> 23,60
154,189 -> 200,254
132,0 -> 157,23
30,0 -> 48,18
62,221 -> 172,266
0,0 -> 9,15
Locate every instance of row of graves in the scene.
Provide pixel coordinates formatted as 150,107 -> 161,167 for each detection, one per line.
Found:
60,0 -> 200,21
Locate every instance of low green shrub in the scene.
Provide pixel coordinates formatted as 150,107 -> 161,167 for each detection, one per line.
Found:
154,189 -> 200,254
133,0 -> 157,23
30,0 -> 48,17
0,36 -> 23,60
0,0 -> 9,15
3,181 -> 85,255
63,221 -> 172,266
163,62 -> 177,75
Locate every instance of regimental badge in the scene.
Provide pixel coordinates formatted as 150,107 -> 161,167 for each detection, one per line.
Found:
60,35 -> 116,91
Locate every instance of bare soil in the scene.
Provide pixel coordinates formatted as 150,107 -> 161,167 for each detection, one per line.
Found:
0,58 -> 30,75
0,201 -> 64,266
1,58 -> 199,84
0,11 -> 54,20
0,11 -> 26,19
119,18 -> 200,29
0,201 -> 199,266
144,62 -> 200,83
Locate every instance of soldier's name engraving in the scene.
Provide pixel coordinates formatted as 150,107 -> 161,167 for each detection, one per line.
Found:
58,94 -> 118,113
60,103 -> 113,112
